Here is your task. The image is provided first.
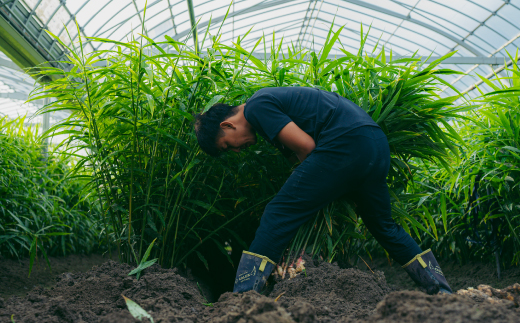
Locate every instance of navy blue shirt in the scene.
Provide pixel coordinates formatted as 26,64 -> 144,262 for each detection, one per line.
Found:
244,87 -> 379,149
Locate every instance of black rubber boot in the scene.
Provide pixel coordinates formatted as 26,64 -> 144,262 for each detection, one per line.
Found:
402,249 -> 453,295
233,251 -> 276,293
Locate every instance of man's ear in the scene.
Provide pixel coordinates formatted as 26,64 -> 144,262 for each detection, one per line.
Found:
220,121 -> 236,130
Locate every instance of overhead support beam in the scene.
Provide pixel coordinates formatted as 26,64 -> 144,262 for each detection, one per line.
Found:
0,13 -> 53,81
440,30 -> 520,94
224,53 -> 506,65
417,56 -> 511,65
462,56 -> 520,94
94,50 -> 504,66
95,50 -> 503,65
186,0 -> 199,54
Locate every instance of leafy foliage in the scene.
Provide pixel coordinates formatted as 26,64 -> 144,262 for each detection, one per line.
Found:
0,115 -> 102,267
128,238 -> 158,280
123,295 -> 154,323
404,51 -> 520,266
30,11 -> 479,270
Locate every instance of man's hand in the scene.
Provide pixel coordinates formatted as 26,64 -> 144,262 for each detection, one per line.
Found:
276,122 -> 316,162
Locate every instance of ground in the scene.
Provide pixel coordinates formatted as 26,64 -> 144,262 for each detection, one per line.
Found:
0,253 -> 519,322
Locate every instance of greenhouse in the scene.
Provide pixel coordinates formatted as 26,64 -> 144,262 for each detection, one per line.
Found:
1,0 -> 520,321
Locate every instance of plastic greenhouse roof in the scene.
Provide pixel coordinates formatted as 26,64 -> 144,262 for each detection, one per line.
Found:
1,0 -> 520,121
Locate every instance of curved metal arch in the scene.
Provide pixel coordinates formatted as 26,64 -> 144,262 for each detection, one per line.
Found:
233,20 -> 328,50
195,18 -> 306,50
80,0 -> 167,48
98,8 -> 149,44
322,1 -> 490,55
155,4 -> 439,61
510,1 -> 520,12
235,20 -> 407,57
105,0 -> 304,52
56,0 -> 89,39
115,0 -> 446,56
106,1 -> 189,48
147,0 -> 229,38
336,0 -> 482,56
149,2 -> 419,57
380,0 -> 419,50
239,30 -> 365,56
409,0 -> 484,27
168,0 -> 303,42
298,9 -> 455,56
82,0 -> 116,33
397,3 -> 507,51
397,0 -> 518,57
88,0 -> 165,43
440,30 -> 520,93
295,21 -> 418,56
45,1 -> 96,60
139,0 -> 199,37
1,0 -> 519,102
90,2 -> 134,38
269,2 -> 476,57
415,1 -> 518,55
154,0 -> 400,52
140,2 -> 189,36
192,9 -> 312,49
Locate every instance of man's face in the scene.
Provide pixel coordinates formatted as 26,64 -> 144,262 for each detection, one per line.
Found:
216,122 -> 257,153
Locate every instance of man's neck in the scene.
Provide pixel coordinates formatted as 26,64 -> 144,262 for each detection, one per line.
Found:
235,104 -> 251,130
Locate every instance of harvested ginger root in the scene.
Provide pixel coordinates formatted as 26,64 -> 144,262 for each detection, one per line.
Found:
273,256 -> 306,280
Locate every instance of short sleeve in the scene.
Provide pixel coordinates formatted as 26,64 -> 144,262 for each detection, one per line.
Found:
244,93 -> 292,142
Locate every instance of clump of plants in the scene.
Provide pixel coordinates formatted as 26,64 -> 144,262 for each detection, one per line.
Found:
405,51 -> 520,267
30,1 -> 472,271
31,8 -> 288,269
0,115 -> 102,272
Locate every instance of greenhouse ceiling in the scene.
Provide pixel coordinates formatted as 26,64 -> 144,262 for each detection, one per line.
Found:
0,0 -> 519,120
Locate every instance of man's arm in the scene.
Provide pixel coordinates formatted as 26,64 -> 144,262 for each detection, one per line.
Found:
276,122 -> 316,162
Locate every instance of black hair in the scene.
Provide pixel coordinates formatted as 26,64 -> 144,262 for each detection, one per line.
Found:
194,103 -> 239,156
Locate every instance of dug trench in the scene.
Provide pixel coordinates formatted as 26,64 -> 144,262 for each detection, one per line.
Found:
1,252 -> 520,323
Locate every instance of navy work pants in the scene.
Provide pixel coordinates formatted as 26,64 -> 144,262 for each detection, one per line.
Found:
248,126 -> 422,265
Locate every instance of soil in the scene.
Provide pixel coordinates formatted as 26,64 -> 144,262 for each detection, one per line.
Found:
270,256 -> 391,321
0,253 -> 111,299
1,254 -> 519,322
357,256 -> 520,292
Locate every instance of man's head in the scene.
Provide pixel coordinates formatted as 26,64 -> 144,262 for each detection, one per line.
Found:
194,103 -> 257,156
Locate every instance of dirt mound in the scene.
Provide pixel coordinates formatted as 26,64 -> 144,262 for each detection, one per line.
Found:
0,253 -> 111,299
359,256 -> 520,292
457,283 -> 520,306
270,256 -> 392,321
345,290 -> 520,323
1,256 -> 519,322
1,260 -> 204,322
202,291 -> 315,323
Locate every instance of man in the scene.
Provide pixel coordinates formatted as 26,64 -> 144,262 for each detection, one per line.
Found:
194,86 -> 452,295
